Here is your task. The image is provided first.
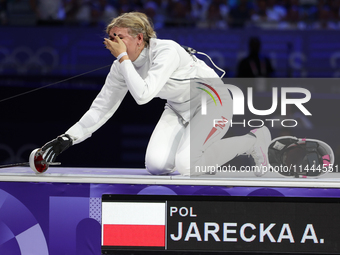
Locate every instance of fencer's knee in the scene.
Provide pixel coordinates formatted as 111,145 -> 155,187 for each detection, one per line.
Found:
145,156 -> 174,175
146,164 -> 174,175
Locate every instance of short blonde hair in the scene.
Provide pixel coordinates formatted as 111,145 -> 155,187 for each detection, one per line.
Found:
106,12 -> 157,47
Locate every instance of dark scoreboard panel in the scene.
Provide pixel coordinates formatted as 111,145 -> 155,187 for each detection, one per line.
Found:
101,195 -> 340,254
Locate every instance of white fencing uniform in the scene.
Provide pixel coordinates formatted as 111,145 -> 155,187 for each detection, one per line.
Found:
65,38 -> 253,175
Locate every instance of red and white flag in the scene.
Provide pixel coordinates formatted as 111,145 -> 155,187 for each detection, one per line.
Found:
102,202 -> 166,247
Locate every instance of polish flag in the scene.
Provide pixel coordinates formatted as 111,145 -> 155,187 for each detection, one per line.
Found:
102,202 -> 166,247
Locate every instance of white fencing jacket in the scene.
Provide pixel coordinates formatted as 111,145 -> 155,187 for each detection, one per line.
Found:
66,38 -> 221,144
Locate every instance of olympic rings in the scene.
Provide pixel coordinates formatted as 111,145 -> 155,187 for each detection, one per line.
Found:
0,144 -> 15,164
0,46 -> 59,74
0,143 -> 39,164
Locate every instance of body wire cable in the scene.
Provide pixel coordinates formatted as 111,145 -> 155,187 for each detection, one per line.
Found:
181,45 -> 226,78
0,64 -> 112,103
197,51 -> 226,78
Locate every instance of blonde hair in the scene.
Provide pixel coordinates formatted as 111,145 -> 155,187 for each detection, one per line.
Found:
106,12 -> 157,47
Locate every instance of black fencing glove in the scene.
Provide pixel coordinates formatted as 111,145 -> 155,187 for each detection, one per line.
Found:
42,134 -> 73,162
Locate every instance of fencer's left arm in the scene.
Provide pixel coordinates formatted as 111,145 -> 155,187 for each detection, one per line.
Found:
119,46 -> 180,105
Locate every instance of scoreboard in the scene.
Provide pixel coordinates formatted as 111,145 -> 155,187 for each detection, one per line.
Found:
101,195 -> 340,254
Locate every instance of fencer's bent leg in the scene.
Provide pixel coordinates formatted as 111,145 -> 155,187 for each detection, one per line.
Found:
174,92 -> 233,175
145,108 -> 185,175
176,122 -> 256,176
175,90 -> 256,176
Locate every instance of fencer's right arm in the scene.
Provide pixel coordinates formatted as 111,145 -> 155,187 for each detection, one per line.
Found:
65,67 -> 128,145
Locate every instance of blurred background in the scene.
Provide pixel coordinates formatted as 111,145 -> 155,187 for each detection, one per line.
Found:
1,0 -> 340,169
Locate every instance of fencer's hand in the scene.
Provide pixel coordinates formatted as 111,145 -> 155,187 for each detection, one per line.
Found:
41,134 -> 73,162
104,34 -> 127,59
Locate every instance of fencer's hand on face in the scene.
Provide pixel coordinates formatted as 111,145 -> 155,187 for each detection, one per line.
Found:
104,34 -> 127,60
